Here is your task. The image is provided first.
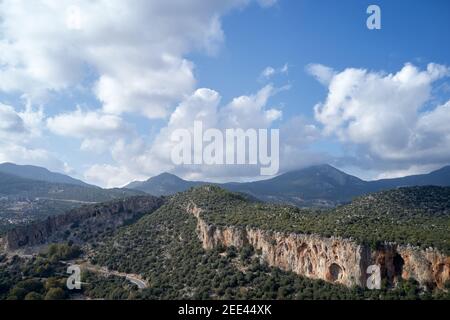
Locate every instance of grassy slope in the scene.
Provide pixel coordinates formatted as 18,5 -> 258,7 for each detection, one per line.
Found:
181,186 -> 450,254
91,186 -> 450,299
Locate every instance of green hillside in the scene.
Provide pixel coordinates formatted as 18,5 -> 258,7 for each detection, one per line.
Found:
2,185 -> 449,300
0,172 -> 145,233
176,185 -> 450,254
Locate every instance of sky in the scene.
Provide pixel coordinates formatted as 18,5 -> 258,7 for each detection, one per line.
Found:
1,0 -> 450,187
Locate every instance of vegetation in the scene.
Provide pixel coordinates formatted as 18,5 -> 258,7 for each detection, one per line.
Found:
0,251 -> 77,300
91,188 -> 450,300
45,243 -> 82,262
0,171 -> 145,234
179,186 -> 450,254
1,185 -> 449,300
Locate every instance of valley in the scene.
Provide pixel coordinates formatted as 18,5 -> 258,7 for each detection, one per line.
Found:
0,163 -> 449,300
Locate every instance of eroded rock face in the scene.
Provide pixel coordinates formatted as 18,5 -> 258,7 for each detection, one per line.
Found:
187,203 -> 450,289
5,196 -> 164,250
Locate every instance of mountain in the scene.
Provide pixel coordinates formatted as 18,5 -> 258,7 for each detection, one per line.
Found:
91,185 -> 449,295
1,185 -> 449,300
223,164 -> 368,206
371,165 -> 450,189
0,163 -> 92,187
126,164 -> 450,207
4,195 -> 164,250
0,171 -> 143,202
125,172 -> 203,196
0,171 -> 145,233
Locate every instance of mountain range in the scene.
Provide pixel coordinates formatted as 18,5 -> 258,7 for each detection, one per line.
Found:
2,184 -> 448,300
2,161 -> 450,208
126,164 -> 450,207
1,162 -> 449,300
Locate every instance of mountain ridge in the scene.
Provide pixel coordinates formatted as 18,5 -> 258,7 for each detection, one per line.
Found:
126,164 -> 450,207
0,170 -> 146,232
0,162 -> 93,187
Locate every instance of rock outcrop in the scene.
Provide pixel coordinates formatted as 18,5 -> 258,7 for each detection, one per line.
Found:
187,203 -> 450,289
4,196 -> 164,250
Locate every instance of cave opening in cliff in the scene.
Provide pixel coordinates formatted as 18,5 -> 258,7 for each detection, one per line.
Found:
328,263 -> 343,282
393,253 -> 404,276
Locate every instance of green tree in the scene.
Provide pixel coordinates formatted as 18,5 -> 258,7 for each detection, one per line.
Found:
25,292 -> 43,300
45,288 -> 66,300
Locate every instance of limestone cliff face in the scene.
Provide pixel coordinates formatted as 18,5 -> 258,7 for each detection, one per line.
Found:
4,196 -> 164,250
187,203 -> 450,289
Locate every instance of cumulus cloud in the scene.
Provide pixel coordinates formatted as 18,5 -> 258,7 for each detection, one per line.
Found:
80,84 -> 289,187
312,63 -> 450,174
47,108 -> 133,153
0,104 -> 26,135
0,0 -> 275,118
0,103 -> 44,141
306,63 -> 335,86
0,102 -> 67,172
222,84 -> 283,128
84,164 -> 146,189
0,0 -> 284,186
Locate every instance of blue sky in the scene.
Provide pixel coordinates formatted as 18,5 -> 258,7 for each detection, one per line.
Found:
1,0 -> 450,187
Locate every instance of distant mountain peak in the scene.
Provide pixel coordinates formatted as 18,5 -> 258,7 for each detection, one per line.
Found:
125,163 -> 450,207
152,172 -> 181,180
0,162 -> 92,187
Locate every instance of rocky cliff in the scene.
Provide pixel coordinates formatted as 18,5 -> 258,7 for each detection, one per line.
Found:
4,196 -> 164,250
187,202 -> 450,289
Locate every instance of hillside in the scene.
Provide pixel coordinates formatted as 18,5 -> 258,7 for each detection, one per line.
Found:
91,196 -> 364,299
88,185 -> 450,299
1,185 -> 449,300
4,195 -> 164,250
0,172 -> 145,233
0,172 -> 143,202
171,185 -> 450,254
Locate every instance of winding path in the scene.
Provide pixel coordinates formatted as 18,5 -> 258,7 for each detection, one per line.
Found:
64,261 -> 149,289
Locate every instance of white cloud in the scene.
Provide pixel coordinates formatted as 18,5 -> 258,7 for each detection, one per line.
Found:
0,103 -> 44,141
1,0 -> 328,187
47,108 -> 134,153
0,0 -> 275,118
222,84 -> 283,128
81,84 -> 289,187
312,63 -> 450,172
306,63 -> 335,86
260,64 -> 288,80
84,164 -> 146,189
143,85 -> 284,179
0,102 -> 68,172
0,104 -> 25,135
